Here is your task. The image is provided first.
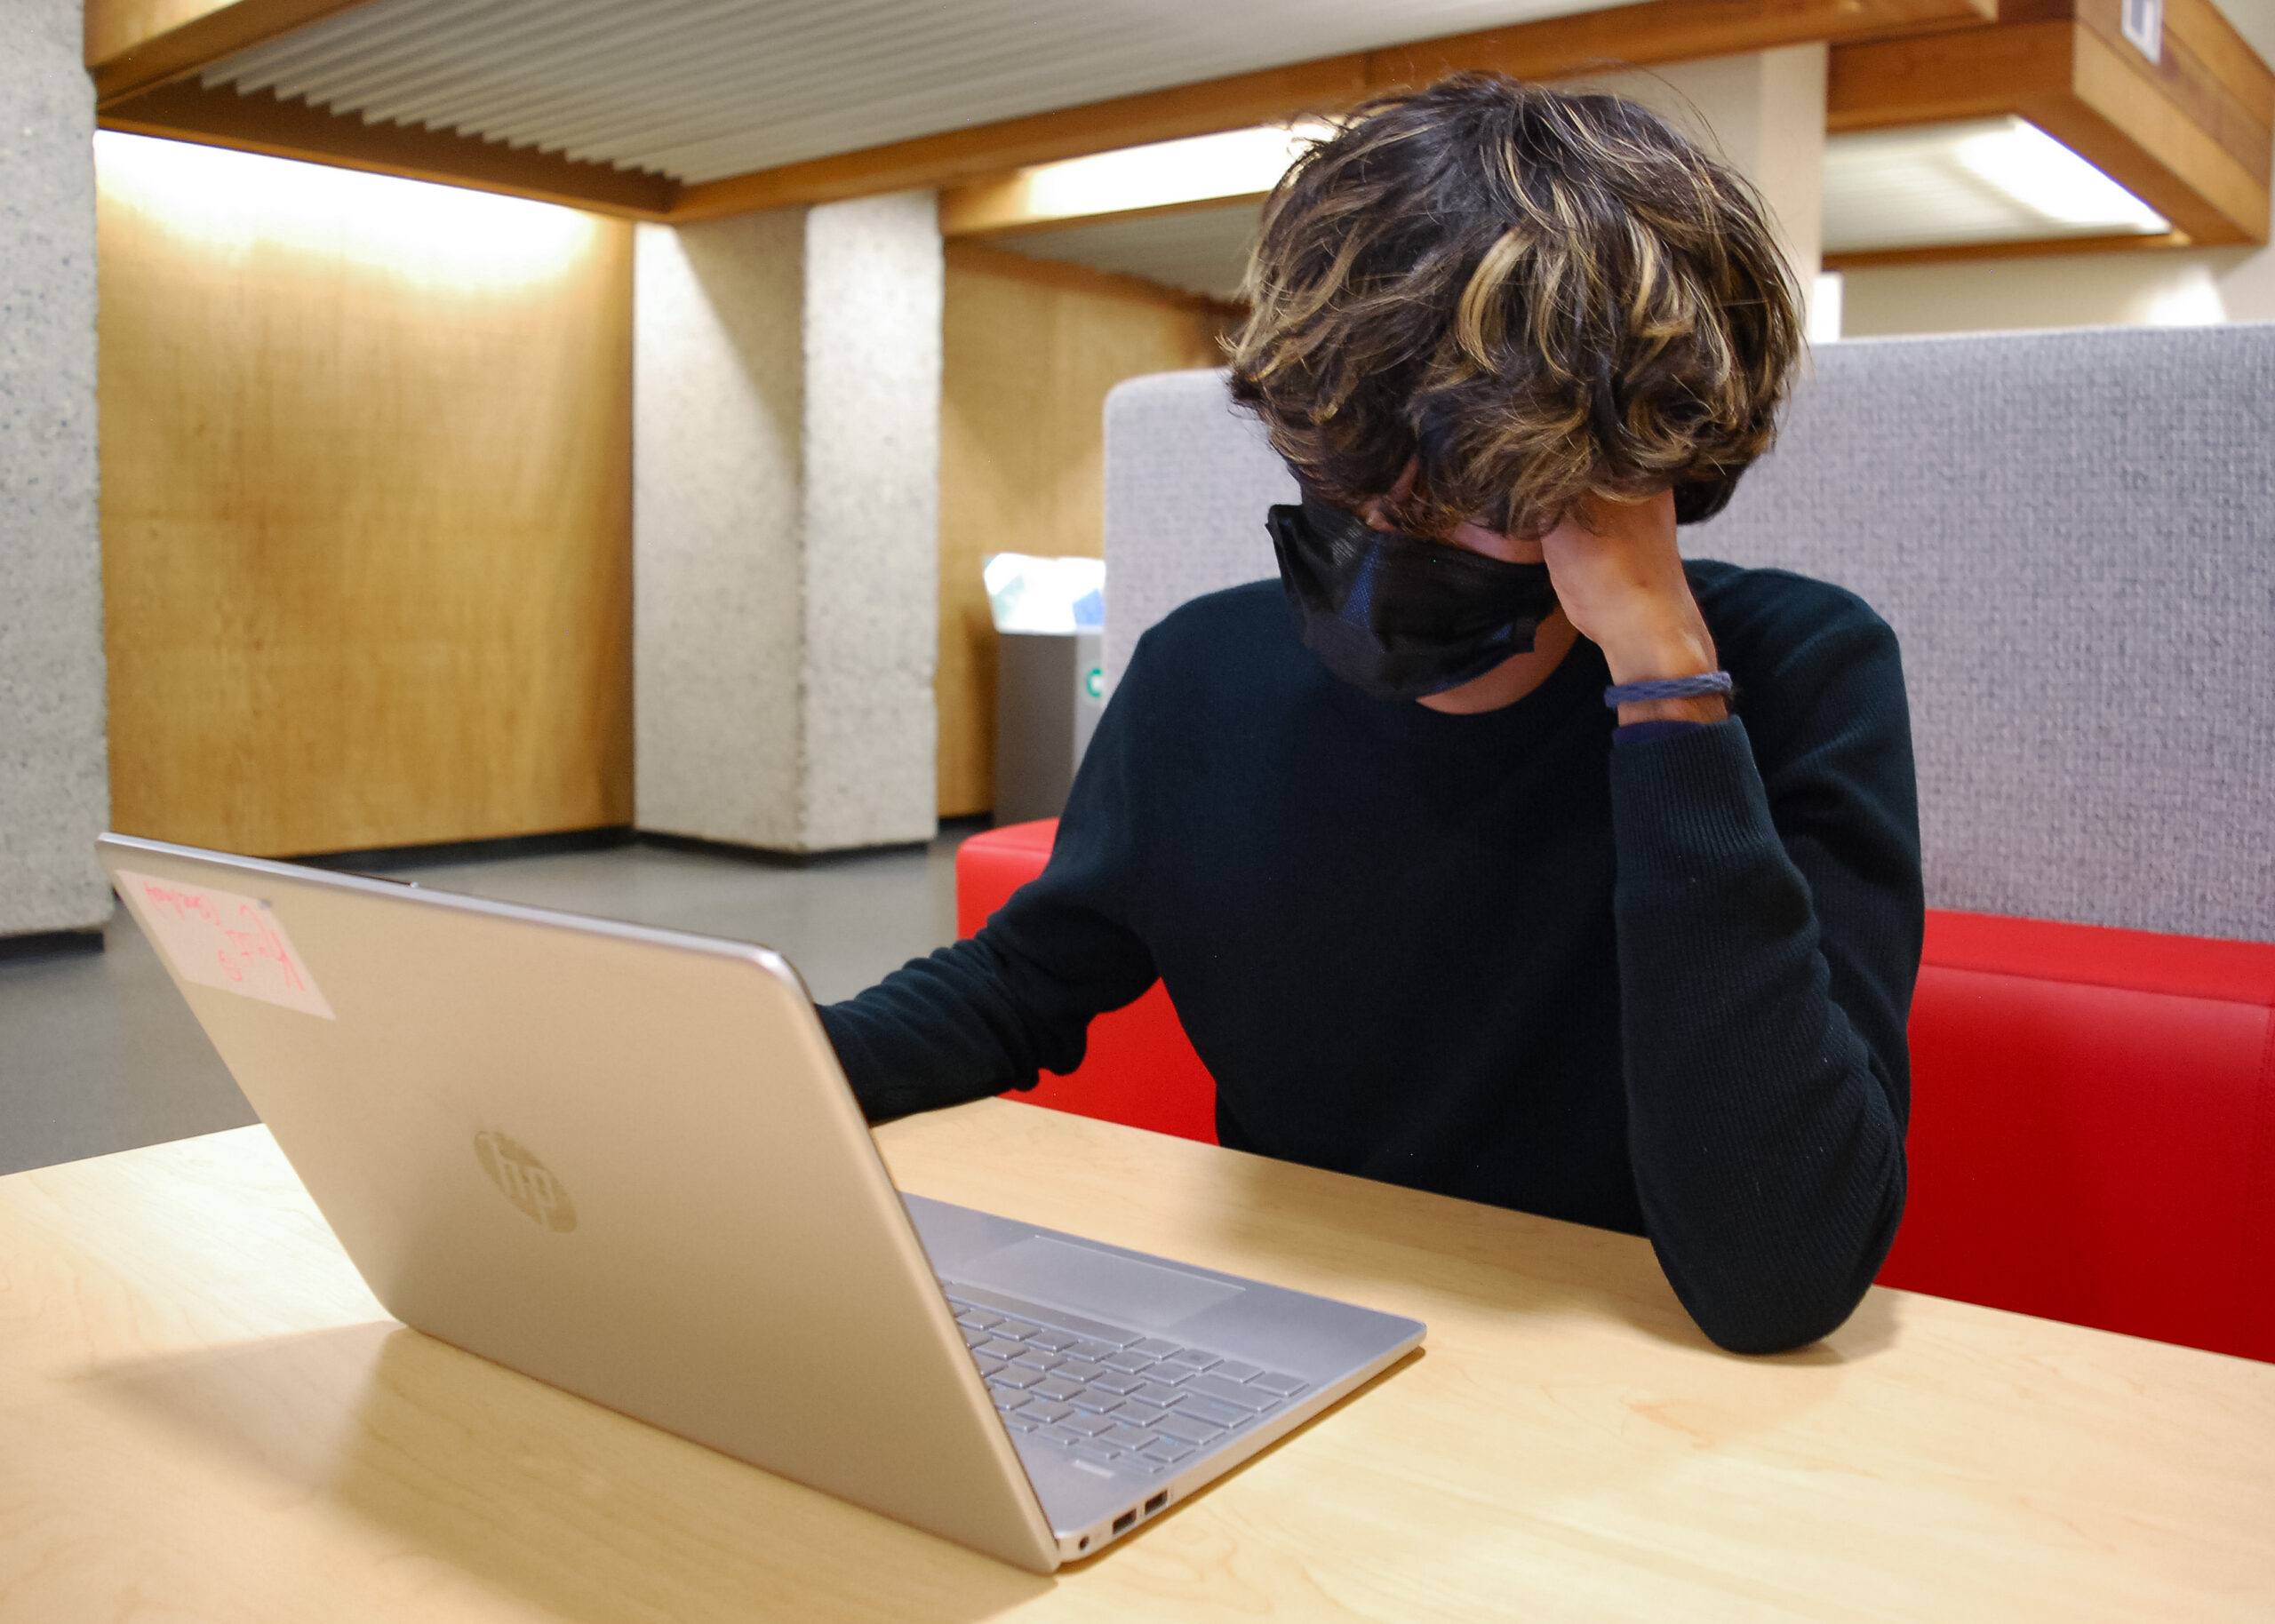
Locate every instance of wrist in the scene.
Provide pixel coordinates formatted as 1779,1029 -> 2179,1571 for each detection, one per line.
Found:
1596,620 -> 1718,687
1616,692 -> 1728,727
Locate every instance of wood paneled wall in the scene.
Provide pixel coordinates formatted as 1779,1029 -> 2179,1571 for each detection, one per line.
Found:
937,243 -> 1230,817
98,135 -> 634,856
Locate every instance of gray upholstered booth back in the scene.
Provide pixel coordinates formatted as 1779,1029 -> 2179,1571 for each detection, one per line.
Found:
1100,327 -> 2275,943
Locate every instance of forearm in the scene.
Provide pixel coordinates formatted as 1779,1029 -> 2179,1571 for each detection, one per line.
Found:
1610,720 -> 1909,1354
820,937 -> 1066,1123
822,856 -> 1161,1124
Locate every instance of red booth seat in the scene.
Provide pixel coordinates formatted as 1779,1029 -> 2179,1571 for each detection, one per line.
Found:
953,819 -> 1217,1145
956,820 -> 2275,1363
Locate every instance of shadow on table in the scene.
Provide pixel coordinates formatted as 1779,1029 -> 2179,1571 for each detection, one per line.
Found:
88,1321 -> 1050,1620
1152,1147 -> 1915,1516
1207,1142 -> 1901,1361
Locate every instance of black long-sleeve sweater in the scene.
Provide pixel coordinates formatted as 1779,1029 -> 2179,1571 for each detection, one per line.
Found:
822,561 -> 1924,1354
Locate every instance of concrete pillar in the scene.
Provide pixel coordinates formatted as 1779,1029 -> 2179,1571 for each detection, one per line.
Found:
801,193 -> 945,848
634,193 -> 942,854
1,0 -> 109,939
1583,45 -> 1829,300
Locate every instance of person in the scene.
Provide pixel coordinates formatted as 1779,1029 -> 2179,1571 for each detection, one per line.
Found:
823,75 -> 1922,1356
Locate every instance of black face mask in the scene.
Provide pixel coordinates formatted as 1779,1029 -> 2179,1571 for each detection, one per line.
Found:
1267,486 -> 1561,703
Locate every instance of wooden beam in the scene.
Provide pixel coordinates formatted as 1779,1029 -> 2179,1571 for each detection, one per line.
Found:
1831,7 -> 2271,245
675,0 -> 1995,222
2052,21 -> 2267,241
1824,227 -> 2192,268
100,79 -> 679,219
1369,0 -> 1993,86
2070,0 -> 2271,181
1830,19 -> 2076,128
87,0 -> 382,107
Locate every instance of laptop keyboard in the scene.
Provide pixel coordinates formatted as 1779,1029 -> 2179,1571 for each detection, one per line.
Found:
945,1282 -> 1309,1476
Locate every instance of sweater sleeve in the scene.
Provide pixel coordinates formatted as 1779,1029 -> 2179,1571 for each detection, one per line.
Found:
818,651 -> 1161,1125
1608,612 -> 1922,1354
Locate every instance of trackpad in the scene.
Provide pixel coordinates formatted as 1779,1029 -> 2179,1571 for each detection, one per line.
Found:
959,1235 -> 1241,1328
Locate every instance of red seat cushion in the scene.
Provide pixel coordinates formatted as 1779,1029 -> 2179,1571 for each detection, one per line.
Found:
1893,911 -> 2275,1361
956,821 -> 1217,1143
956,824 -> 2275,1360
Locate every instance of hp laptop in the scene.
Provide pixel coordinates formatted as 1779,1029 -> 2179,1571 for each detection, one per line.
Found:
98,833 -> 1424,1572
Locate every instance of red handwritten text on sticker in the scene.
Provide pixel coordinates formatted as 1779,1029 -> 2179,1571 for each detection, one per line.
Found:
117,870 -> 336,1020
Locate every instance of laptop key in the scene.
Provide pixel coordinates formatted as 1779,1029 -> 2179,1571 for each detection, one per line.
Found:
976,1338 -> 1026,1361
1098,1349 -> 1154,1373
1130,1337 -> 1181,1357
954,1309 -> 1002,1330
1179,1373 -> 1276,1410
1027,1329 -> 1082,1352
1113,1401 -> 1169,1427
1010,1350 -> 1063,1373
1090,1372 -> 1146,1396
1250,1371 -> 1306,1396
1161,1349 -> 1218,1370
1065,1339 -> 1117,1362
1141,1441 -> 1196,1465
1131,1381 -> 1186,1407
961,1326 -> 992,1348
1174,1396 -> 1253,1429
1101,1426 -> 1163,1452
1066,1389 -> 1122,1413
1001,1413 -> 1038,1431
1037,1424 -> 1087,1447
974,1355 -> 1008,1378
1017,1400 -> 1074,1425
994,1318 -> 1041,1339
1211,1360 -> 1263,1382
1060,1412 -> 1117,1437
1053,1358 -> 1106,1383
1068,1441 -> 1120,1461
989,1365 -> 1044,1390
1152,1413 -> 1225,1445
1031,1377 -> 1083,1402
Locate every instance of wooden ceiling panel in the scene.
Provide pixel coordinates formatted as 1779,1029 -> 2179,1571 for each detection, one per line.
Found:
87,0 -> 2271,260
100,78 -> 679,217
87,0 -> 381,105
179,0 -> 1635,183
1831,0 -> 2274,245
98,0 -> 1997,222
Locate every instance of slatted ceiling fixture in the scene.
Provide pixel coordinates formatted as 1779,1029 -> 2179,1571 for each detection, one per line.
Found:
94,0 -> 2267,260
198,0 -> 1634,186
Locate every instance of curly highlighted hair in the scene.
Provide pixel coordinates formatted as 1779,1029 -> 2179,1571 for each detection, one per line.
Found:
1228,74 -> 1802,538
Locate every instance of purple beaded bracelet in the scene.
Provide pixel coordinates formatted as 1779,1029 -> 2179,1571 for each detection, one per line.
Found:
1602,672 -> 1734,707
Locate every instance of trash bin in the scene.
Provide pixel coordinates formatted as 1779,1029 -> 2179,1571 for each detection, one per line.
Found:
984,554 -> 1106,824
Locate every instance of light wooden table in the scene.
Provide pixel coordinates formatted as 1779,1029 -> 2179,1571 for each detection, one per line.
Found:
3,1099 -> 2270,1622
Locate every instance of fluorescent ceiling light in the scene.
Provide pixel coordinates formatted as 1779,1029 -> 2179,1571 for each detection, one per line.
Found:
1824,117 -> 2167,255
997,122 -> 1334,227
1953,120 -> 2168,231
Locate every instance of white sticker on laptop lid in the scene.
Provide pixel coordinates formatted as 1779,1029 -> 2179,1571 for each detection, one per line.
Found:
117,870 -> 336,1020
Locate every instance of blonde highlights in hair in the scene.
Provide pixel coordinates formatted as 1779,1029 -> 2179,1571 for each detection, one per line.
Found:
1229,75 -> 1802,538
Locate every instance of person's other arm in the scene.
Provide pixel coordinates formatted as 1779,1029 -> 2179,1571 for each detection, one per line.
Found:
1544,493 -> 1919,1354
818,649 -> 1161,1124
1608,624 -> 1918,1354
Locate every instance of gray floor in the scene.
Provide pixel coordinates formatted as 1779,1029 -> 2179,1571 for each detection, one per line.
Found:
0,832 -> 970,1178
